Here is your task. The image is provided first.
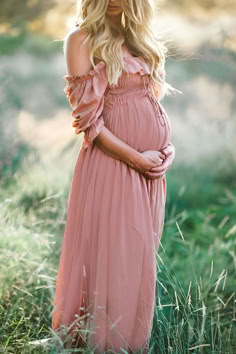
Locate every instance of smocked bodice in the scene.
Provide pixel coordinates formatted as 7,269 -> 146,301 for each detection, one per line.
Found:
63,54 -> 168,149
101,59 -> 167,130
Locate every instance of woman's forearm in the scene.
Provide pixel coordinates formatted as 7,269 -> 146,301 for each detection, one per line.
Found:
93,126 -> 143,170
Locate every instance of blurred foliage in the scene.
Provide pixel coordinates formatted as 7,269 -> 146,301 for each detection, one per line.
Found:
0,76 -> 31,182
0,26 -> 62,56
166,0 -> 236,11
0,137 -> 32,183
0,0 -> 57,28
0,30 -> 64,182
0,0 -> 75,38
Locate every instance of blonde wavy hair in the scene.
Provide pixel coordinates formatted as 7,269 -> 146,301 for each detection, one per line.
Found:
73,0 -> 182,99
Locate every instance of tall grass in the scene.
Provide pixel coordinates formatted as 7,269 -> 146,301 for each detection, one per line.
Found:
0,156 -> 235,353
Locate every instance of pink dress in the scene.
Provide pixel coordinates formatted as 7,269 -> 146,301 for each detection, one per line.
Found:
52,53 -> 172,353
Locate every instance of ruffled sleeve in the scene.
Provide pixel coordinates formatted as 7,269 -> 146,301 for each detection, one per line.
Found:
64,61 -> 108,149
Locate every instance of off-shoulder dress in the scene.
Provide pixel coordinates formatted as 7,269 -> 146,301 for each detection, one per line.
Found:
51,52 -> 172,353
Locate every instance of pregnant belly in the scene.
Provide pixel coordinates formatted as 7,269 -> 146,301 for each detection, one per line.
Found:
103,95 -> 171,152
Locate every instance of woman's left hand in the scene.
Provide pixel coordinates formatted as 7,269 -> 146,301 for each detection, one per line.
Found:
144,143 -> 175,180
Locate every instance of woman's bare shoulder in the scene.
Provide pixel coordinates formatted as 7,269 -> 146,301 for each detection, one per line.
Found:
63,27 -> 93,77
64,27 -> 89,54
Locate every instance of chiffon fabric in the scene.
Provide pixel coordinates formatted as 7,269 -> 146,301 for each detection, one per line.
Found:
52,54 -> 172,353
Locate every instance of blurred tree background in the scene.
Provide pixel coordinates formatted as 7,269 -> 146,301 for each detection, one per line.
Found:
0,0 -> 57,28
0,0 -> 235,353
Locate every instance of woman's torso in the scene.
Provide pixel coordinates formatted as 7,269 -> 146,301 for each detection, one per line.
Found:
102,60 -> 172,152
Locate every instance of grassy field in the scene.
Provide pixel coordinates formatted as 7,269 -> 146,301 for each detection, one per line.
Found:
0,154 -> 235,353
0,28 -> 236,353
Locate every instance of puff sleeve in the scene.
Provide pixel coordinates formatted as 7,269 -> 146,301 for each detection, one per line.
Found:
64,61 -> 109,150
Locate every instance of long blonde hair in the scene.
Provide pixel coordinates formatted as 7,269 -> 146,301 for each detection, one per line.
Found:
73,0 -> 182,99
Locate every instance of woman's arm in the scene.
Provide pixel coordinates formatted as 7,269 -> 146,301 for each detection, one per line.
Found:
94,126 -> 147,172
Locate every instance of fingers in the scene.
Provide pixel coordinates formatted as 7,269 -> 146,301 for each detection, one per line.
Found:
161,142 -> 175,156
144,170 -> 165,180
146,165 -> 169,176
147,165 -> 168,175
151,164 -> 169,174
145,171 -> 165,178
151,157 -> 172,173
162,146 -> 173,156
150,162 -> 171,175
159,152 -> 166,159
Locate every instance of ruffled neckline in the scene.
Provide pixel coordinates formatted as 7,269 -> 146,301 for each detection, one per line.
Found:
64,56 -> 151,82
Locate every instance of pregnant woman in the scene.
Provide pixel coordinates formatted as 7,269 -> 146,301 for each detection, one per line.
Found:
52,0 -> 180,353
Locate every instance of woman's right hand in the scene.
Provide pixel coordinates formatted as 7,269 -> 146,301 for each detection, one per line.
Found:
134,150 -> 166,174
